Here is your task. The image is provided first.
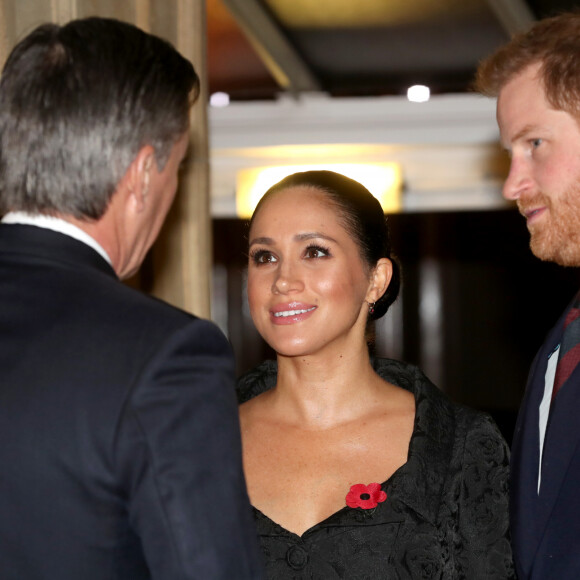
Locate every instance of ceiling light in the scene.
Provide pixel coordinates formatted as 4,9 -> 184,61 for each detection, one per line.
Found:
210,92 -> 230,108
407,85 -> 430,103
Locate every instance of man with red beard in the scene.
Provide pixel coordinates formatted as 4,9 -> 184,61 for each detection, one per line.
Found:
476,12 -> 580,580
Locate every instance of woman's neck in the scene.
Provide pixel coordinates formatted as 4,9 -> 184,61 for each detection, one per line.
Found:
269,346 -> 387,429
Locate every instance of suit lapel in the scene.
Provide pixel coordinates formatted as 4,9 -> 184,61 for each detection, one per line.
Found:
511,319 -> 562,578
536,357 -> 580,536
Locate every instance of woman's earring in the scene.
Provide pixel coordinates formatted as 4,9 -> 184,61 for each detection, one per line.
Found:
368,302 -> 375,315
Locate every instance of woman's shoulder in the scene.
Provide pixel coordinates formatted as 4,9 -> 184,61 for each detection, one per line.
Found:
372,356 -> 451,413
372,357 -> 506,446
237,357 -> 506,445
236,357 -> 419,404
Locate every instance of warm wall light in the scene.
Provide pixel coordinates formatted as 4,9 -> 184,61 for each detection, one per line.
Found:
236,163 -> 403,219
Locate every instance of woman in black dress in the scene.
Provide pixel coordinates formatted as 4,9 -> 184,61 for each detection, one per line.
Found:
238,170 -> 514,579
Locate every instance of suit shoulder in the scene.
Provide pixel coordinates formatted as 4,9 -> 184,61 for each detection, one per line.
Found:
99,277 -> 195,326
84,277 -> 229,355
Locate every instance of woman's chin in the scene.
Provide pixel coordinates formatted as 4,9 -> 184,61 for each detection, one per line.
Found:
272,342 -> 313,359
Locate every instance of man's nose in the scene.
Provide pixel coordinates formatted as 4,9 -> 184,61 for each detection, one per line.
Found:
503,157 -> 533,200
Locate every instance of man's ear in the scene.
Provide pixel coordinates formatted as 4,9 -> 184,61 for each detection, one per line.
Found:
124,145 -> 155,213
367,258 -> 393,304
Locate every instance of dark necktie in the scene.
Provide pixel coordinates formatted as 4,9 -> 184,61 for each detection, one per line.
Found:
552,296 -> 580,401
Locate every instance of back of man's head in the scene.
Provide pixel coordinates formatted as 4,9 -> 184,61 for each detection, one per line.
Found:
475,11 -> 580,118
0,17 -> 199,220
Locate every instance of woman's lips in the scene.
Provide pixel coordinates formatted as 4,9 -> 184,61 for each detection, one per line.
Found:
270,303 -> 317,325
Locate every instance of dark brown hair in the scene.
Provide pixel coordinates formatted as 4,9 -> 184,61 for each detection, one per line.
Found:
250,170 -> 401,321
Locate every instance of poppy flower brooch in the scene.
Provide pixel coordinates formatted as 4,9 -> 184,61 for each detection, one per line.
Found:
346,482 -> 387,510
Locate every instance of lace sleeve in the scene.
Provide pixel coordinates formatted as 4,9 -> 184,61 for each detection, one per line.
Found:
454,412 -> 516,579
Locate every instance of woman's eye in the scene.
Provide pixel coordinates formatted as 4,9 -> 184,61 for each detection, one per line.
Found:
304,245 -> 330,259
531,138 -> 543,149
250,250 -> 277,265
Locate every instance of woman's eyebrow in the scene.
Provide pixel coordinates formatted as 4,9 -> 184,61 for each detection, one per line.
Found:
249,232 -> 339,246
295,232 -> 338,243
248,236 -> 274,247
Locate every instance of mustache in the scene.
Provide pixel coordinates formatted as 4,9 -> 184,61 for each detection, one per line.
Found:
517,193 -> 549,216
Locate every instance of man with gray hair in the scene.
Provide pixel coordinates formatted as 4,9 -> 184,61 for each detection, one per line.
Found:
0,17 -> 262,580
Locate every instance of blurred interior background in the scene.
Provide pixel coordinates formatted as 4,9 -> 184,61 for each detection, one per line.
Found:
205,0 -> 580,444
3,0 -> 580,443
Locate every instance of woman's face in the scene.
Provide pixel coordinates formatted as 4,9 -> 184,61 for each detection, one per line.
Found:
247,186 -> 376,358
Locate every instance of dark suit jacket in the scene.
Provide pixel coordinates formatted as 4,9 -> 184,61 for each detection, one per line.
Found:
511,296 -> 580,579
0,224 -> 263,579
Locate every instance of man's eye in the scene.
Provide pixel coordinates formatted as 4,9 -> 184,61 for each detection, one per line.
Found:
531,138 -> 543,148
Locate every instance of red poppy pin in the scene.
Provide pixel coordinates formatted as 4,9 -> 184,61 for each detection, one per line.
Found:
346,482 -> 387,509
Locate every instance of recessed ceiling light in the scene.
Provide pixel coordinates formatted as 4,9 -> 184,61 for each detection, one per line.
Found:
210,92 -> 230,108
407,85 -> 430,103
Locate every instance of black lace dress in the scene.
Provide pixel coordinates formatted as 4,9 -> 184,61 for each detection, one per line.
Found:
237,358 -> 515,579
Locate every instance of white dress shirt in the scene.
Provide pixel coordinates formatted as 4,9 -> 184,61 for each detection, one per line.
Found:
538,346 -> 559,493
1,211 -> 112,265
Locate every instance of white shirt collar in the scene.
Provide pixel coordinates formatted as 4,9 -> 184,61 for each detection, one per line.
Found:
1,211 -> 112,265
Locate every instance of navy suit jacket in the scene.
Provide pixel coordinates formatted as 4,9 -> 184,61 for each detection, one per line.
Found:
511,295 -> 580,579
0,224 -> 263,579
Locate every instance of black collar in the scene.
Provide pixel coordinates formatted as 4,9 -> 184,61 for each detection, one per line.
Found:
0,223 -> 117,279
237,357 -> 453,527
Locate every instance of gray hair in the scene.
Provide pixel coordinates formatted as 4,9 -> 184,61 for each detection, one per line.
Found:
0,17 -> 199,219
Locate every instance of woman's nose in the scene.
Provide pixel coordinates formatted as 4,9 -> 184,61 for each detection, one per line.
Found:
271,263 -> 304,294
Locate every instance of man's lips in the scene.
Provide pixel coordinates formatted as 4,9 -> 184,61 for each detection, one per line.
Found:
520,205 -> 546,225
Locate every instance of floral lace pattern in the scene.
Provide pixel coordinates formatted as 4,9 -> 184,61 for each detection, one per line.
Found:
238,358 -> 515,579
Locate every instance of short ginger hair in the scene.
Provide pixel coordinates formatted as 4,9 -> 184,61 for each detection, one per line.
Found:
475,11 -> 580,118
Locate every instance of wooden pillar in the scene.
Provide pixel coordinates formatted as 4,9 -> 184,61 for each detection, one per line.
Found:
51,0 -> 77,23
135,0 -> 151,31
0,0 -> 9,68
151,0 -> 212,318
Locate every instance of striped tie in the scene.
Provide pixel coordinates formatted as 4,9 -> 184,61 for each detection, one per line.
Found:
552,297 -> 580,401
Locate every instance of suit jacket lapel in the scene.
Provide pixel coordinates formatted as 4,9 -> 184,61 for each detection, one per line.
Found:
511,318 -> 563,578
536,354 -> 580,538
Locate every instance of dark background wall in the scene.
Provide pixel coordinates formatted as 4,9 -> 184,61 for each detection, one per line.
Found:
212,209 -> 580,445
